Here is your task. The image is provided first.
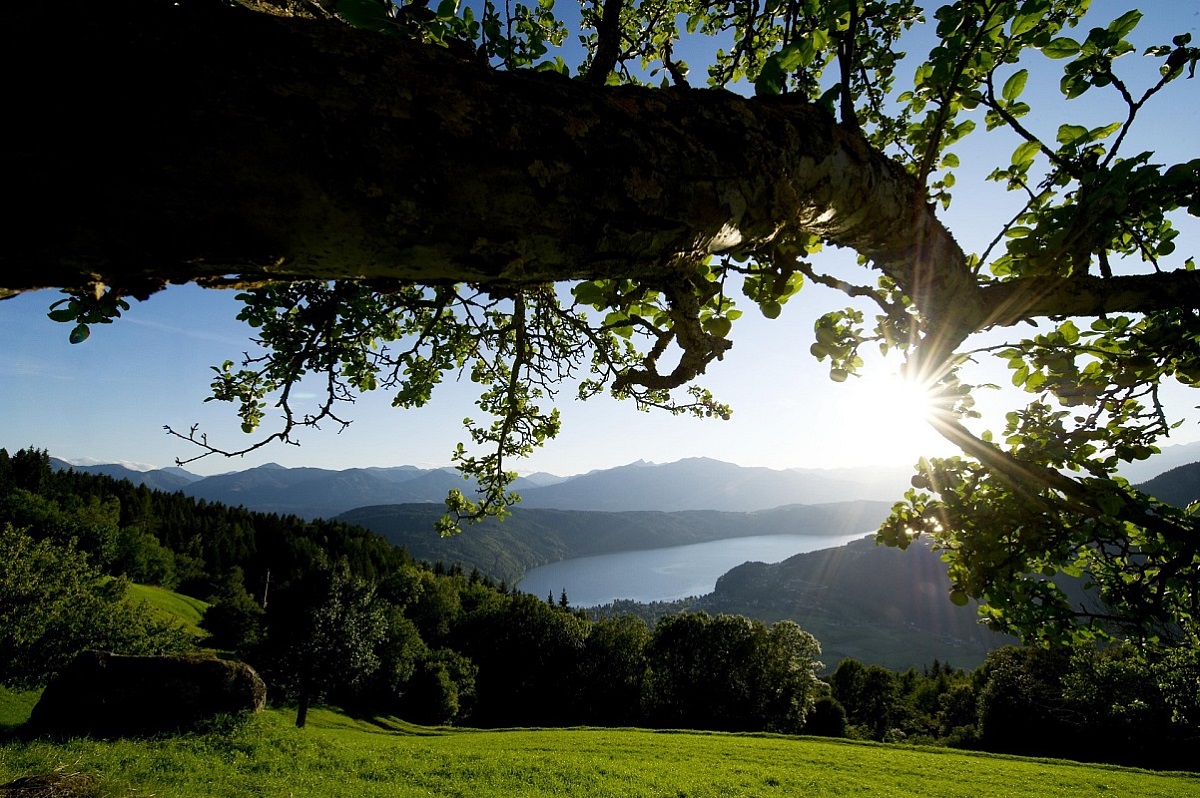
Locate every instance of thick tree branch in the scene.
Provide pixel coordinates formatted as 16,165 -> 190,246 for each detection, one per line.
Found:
8,0 -> 1190,383
977,270 -> 1200,328
2,0 -> 979,333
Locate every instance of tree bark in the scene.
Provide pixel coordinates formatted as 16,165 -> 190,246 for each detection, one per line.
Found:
4,0 -> 1196,349
2,1 -> 980,324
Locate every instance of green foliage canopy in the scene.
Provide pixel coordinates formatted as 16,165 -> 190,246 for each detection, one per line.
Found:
0,523 -> 192,689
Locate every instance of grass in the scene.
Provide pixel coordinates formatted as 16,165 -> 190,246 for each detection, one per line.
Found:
1,702 -> 1197,797
125,583 -> 210,639
0,687 -> 41,735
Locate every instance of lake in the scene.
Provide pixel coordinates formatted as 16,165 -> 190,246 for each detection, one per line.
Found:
516,532 -> 869,607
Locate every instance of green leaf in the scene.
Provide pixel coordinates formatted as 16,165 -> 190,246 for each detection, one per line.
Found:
337,0 -> 393,32
1056,124 -> 1088,145
572,281 -> 607,307
704,317 -> 733,338
755,45 -> 803,96
760,300 -> 782,320
1010,12 -> 1042,38
1041,37 -> 1081,59
68,324 -> 90,344
1088,121 -> 1121,141
1061,74 -> 1089,99
1059,320 -> 1080,344
1002,69 -> 1029,102
1106,9 -> 1141,40
47,308 -> 77,323
1012,140 -> 1041,169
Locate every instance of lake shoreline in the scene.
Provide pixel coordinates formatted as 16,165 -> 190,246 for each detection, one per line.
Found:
516,532 -> 870,606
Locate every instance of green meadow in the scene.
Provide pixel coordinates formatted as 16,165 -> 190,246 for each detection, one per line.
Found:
124,583 -> 210,640
1,699 -> 1197,798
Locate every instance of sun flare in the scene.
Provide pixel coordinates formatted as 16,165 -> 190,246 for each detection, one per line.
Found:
827,370 -> 952,467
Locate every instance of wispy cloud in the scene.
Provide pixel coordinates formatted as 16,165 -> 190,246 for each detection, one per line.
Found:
0,357 -> 73,381
120,316 -> 250,347
65,456 -> 161,472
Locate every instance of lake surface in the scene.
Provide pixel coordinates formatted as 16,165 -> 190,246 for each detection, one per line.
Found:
517,533 -> 869,607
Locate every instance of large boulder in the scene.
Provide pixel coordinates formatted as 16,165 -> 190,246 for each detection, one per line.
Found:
29,651 -> 266,738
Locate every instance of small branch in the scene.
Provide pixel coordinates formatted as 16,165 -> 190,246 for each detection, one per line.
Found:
792,260 -> 891,308
982,73 -> 1080,178
835,1 -> 861,132
611,274 -> 731,393
583,0 -> 625,85
661,41 -> 691,89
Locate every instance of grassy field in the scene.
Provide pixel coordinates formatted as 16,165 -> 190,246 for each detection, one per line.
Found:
0,688 -> 40,735
125,583 -> 210,639
1,701 -> 1197,798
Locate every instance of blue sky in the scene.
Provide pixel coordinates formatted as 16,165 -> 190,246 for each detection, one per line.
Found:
1,0 -> 1198,477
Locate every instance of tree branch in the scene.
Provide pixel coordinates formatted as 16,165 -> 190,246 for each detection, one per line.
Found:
977,270 -> 1200,328
583,0 -> 625,85
2,0 -> 983,342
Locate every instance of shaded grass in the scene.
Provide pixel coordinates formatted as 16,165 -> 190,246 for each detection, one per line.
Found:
0,687 -> 41,734
1,707 -> 1197,797
124,584 -> 209,639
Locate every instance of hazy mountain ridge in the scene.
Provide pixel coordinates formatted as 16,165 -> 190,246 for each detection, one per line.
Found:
48,450 -> 1192,670
52,446 -> 1200,519
51,456 -> 913,518
514,457 -> 912,512
1117,439 -> 1200,483
53,459 -> 536,519
338,500 -> 893,585
50,458 -> 199,493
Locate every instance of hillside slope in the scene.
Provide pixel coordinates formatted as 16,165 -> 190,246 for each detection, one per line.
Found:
699,536 -> 1015,669
1137,461 -> 1200,509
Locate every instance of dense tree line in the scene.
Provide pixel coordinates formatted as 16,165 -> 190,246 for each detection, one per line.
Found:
5,446 -> 1197,768
0,447 -> 409,595
0,447 -> 823,734
824,645 -> 1200,770
244,560 -> 825,733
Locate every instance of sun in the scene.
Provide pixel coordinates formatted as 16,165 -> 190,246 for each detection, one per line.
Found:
826,370 -> 954,467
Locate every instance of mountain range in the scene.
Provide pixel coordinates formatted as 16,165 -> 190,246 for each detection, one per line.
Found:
1135,459 -> 1200,509
53,437 -> 1200,520
52,456 -> 913,518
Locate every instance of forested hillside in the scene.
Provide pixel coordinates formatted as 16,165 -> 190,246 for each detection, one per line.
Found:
706,537 -> 1014,668
1137,461 -> 1200,510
